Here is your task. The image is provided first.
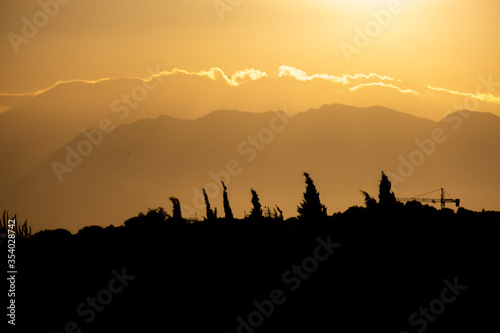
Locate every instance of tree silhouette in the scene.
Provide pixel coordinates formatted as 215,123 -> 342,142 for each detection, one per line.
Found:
169,197 -> 183,221
297,172 -> 327,220
203,189 -> 214,221
221,181 -> 234,220
250,188 -> 263,220
378,171 -> 397,209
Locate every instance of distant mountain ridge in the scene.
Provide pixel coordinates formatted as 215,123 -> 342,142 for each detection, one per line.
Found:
2,70 -> 499,155
2,104 -> 499,232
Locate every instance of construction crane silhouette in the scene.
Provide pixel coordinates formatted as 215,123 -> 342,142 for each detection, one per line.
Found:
397,188 -> 460,209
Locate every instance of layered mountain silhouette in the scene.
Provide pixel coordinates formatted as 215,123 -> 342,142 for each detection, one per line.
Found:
2,103 -> 499,232
2,69 -> 499,155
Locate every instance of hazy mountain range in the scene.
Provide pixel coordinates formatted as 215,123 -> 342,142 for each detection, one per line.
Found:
2,68 -> 500,155
1,90 -> 499,232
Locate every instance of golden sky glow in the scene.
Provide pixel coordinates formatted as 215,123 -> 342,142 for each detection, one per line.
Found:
1,0 -> 499,106
1,0 -> 500,231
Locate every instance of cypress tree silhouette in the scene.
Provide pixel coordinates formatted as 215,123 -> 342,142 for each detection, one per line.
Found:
297,172 -> 327,220
221,181 -> 234,220
169,197 -> 183,221
378,171 -> 397,209
250,188 -> 263,220
202,189 -> 214,221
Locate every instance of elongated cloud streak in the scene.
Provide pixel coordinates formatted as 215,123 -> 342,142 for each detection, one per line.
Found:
0,67 -> 269,97
426,85 -> 500,104
167,68 -> 268,86
278,65 -> 394,84
1,66 -> 499,106
0,78 -> 115,97
350,82 -> 419,96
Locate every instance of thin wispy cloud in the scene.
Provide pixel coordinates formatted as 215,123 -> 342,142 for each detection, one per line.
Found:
277,65 -> 394,84
349,82 -> 419,96
0,78 -> 116,97
167,68 -> 268,86
426,85 -> 500,104
0,66 -> 498,106
0,67 -> 268,97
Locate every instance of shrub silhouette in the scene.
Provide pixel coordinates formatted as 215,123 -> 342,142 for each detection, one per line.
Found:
360,191 -> 377,209
124,207 -> 170,227
1,210 -> 32,238
263,205 -> 284,221
273,205 -> 284,221
297,172 -> 327,220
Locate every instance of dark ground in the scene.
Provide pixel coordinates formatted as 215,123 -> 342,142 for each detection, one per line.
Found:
8,205 -> 500,333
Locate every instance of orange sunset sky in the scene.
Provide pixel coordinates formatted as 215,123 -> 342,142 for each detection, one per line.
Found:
1,0 -> 500,232
1,0 -> 499,118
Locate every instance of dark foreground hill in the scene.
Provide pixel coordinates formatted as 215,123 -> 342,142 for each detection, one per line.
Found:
13,205 -> 500,333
